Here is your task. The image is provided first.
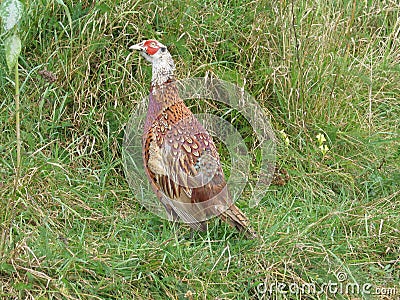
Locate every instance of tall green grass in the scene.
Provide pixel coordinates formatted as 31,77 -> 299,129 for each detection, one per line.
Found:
1,0 -> 399,299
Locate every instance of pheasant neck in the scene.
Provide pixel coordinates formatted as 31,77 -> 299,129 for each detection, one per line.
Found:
151,57 -> 175,88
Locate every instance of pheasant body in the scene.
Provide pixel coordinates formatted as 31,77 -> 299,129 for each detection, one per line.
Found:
130,40 -> 257,238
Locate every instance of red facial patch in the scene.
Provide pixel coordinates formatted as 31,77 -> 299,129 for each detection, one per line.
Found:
143,40 -> 159,55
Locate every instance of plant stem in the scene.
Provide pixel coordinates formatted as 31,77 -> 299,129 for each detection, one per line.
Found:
15,61 -> 21,185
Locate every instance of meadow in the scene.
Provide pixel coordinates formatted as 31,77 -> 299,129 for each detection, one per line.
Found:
1,0 -> 399,299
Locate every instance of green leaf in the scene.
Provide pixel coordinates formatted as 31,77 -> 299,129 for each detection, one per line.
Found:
55,0 -> 72,31
13,282 -> 33,291
0,262 -> 16,274
0,0 -> 23,32
5,33 -> 21,72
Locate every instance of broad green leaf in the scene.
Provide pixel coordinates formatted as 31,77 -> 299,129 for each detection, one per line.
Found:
5,33 -> 21,72
0,0 -> 23,32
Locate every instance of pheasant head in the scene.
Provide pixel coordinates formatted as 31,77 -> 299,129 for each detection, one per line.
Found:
130,39 -> 175,87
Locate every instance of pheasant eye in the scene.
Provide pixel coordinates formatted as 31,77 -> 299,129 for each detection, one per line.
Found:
150,42 -> 157,48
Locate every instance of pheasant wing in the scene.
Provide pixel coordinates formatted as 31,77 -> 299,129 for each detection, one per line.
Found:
143,111 -> 232,229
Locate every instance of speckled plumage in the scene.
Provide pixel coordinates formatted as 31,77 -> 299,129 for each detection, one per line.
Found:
130,40 -> 257,238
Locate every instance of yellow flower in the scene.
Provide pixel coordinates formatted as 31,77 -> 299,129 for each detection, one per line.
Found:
316,133 -> 326,145
284,136 -> 290,146
279,129 -> 290,146
319,144 -> 329,155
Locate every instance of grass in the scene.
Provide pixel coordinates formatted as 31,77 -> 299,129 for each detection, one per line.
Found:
1,0 -> 399,299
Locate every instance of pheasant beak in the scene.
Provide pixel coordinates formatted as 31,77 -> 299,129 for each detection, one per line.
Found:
129,42 -> 145,51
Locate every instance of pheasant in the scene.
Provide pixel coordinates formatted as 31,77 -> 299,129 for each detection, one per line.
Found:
130,39 -> 257,238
